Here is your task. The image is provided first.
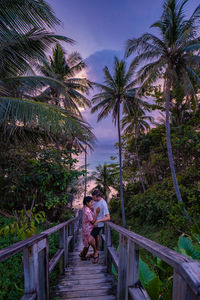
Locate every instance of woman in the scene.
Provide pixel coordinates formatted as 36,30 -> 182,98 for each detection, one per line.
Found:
80,196 -> 100,261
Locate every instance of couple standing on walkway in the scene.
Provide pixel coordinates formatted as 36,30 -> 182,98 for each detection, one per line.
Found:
80,190 -> 110,263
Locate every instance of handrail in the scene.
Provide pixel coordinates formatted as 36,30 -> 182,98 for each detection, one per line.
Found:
0,216 -> 76,262
0,210 -> 81,300
103,221 -> 200,300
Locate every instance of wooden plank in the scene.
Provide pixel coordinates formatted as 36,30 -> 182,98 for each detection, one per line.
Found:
23,244 -> 39,297
54,286 -> 115,298
58,277 -> 114,286
126,240 -> 139,300
129,287 -> 150,300
173,271 -> 187,300
64,225 -> 68,266
108,246 -> 119,272
178,262 -> 200,296
49,249 -> 64,273
107,222 -> 192,269
105,225 -> 112,272
21,293 -> 36,300
59,273 -> 113,281
65,265 -> 107,272
117,234 -> 128,300
59,227 -> 65,275
56,282 -> 114,292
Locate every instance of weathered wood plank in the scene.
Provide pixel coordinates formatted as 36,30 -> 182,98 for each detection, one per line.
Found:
178,262 -> 200,296
49,249 -> 64,273
59,227 -> 65,274
117,234 -> 128,300
108,246 -> 119,272
173,271 -> 187,300
58,277 -> 114,286
129,286 -> 150,300
23,244 -> 39,297
56,282 -> 114,292
54,286 -> 115,298
59,273 -> 113,281
126,240 -> 140,300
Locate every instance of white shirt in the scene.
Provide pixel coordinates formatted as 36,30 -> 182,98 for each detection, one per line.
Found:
93,198 -> 109,228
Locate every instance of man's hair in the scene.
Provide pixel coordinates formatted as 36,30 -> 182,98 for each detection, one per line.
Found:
83,196 -> 92,206
91,190 -> 102,197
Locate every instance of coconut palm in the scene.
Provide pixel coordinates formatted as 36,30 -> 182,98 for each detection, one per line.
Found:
122,106 -> 153,192
126,0 -> 200,219
90,163 -> 117,202
0,0 -> 95,145
91,57 -> 147,227
37,44 -> 91,116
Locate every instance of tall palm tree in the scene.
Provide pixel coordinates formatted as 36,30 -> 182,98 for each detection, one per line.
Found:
91,57 -> 145,227
90,163 -> 117,202
122,106 -> 153,192
126,0 -> 200,220
37,44 -> 91,116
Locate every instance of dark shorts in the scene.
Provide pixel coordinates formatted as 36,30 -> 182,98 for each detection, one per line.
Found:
90,227 -> 102,238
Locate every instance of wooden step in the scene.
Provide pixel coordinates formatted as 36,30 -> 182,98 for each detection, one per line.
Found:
58,273 -> 113,281
59,276 -> 113,286
53,286 -> 116,299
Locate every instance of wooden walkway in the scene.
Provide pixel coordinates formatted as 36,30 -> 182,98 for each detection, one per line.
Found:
1,211 -> 200,300
53,230 -> 117,300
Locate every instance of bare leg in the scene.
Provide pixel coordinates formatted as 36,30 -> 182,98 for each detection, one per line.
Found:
88,235 -> 97,255
80,246 -> 89,259
95,235 -> 100,250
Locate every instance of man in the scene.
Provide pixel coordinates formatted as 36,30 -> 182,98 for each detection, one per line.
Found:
90,189 -> 110,263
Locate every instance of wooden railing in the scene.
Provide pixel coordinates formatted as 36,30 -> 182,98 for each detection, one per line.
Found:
102,222 -> 200,300
0,210 -> 81,300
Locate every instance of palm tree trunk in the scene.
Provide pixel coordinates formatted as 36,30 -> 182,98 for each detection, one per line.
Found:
165,78 -> 190,221
117,106 -> 126,227
84,146 -> 87,197
135,144 -> 146,192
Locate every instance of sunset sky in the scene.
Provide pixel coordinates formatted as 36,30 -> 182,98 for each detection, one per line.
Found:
48,0 -> 199,171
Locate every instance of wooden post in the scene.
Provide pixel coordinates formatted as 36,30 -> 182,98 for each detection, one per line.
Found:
23,238 -> 49,300
172,270 -> 200,300
126,239 -> 139,300
23,244 -> 39,297
117,234 -> 128,300
64,225 -> 68,267
105,224 -> 112,273
59,227 -> 65,275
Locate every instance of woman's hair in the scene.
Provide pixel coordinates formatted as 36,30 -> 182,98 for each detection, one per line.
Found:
83,196 -> 93,206
91,189 -> 102,197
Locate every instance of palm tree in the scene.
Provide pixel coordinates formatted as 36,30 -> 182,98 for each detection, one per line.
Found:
126,0 -> 200,220
90,163 -> 117,202
122,106 -> 153,192
91,57 -> 145,227
0,0 -> 96,147
38,44 -> 91,116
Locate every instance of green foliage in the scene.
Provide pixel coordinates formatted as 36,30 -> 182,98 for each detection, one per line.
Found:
0,148 -> 84,221
177,235 -> 200,260
0,208 -> 45,239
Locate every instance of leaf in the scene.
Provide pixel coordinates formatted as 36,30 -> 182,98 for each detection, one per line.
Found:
178,236 -> 200,260
139,258 -> 155,287
146,276 -> 161,300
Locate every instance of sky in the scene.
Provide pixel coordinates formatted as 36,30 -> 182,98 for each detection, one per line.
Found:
48,0 -> 199,171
